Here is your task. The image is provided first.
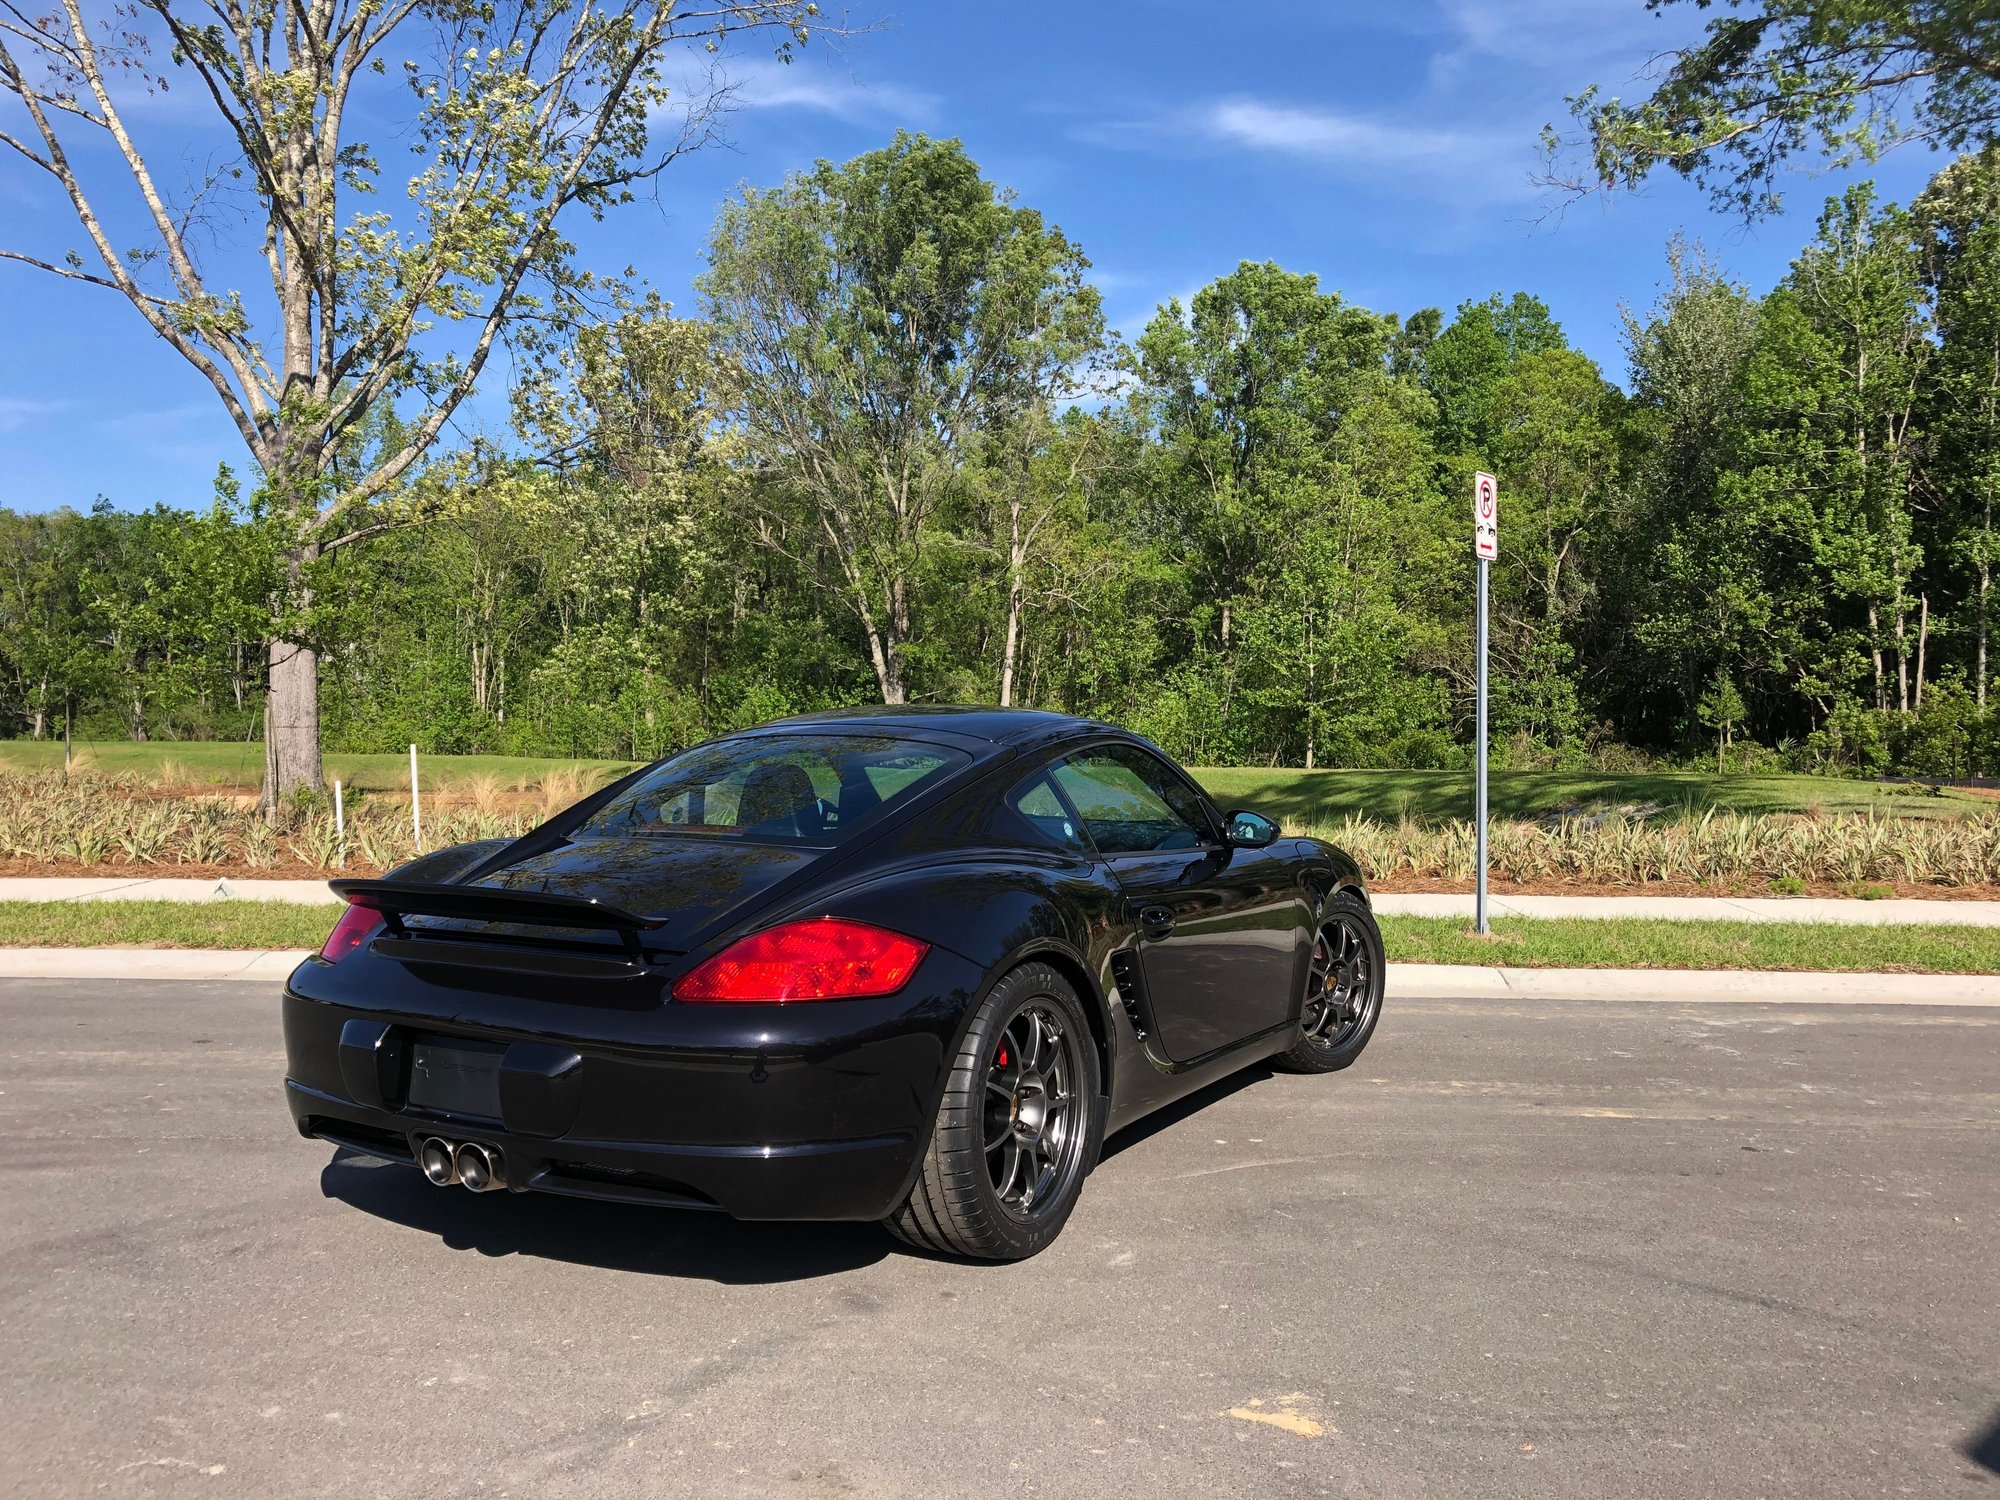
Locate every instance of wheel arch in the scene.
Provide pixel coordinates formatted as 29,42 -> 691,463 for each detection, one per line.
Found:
991,938 -> 1115,1107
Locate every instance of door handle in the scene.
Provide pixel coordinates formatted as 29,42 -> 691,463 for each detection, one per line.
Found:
1136,904 -> 1175,940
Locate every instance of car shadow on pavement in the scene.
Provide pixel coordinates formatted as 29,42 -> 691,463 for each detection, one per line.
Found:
1967,1407 -> 2000,1476
1097,1063 -> 1277,1164
319,1149 -> 890,1283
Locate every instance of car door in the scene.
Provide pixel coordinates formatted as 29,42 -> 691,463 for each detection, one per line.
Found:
1049,744 -> 1305,1063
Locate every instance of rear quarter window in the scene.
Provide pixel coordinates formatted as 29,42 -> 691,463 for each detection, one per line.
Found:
995,772 -> 1090,853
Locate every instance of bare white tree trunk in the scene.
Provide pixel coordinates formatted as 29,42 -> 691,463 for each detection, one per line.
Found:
1914,594 -> 1929,712
999,495 -> 1026,709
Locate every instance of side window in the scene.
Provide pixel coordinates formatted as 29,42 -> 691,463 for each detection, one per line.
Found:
1050,747 -> 1212,855
1001,773 -> 1089,853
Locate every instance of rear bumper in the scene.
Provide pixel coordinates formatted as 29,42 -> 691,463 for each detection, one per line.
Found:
285,1080 -> 917,1219
281,943 -> 990,1221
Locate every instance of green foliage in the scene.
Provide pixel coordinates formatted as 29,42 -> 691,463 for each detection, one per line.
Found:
1562,1 -> 2000,219
700,133 -> 1104,704
15,138 -> 2000,784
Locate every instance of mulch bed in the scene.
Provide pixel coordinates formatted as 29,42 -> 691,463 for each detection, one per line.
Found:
1370,875 -> 2000,902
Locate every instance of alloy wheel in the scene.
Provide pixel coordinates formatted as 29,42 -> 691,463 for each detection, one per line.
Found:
982,1002 -> 1085,1218
1300,911 -> 1377,1049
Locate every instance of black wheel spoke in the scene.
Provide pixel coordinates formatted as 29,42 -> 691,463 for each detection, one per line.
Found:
981,999 -> 1091,1219
1300,912 -> 1377,1048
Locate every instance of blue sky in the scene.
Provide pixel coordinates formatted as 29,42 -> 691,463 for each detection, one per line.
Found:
0,0 -> 1948,513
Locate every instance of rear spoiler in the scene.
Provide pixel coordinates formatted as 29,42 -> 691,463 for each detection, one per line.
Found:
329,878 -> 667,961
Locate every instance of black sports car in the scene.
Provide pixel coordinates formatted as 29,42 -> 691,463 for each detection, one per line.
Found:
284,708 -> 1385,1260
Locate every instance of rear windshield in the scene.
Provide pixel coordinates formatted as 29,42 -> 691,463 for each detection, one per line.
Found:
574,733 -> 967,845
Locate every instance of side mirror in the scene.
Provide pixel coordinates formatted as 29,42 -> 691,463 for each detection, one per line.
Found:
1224,809 -> 1279,849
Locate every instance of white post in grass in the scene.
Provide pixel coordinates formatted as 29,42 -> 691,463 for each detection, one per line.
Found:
1472,472 -> 1499,936
333,779 -> 346,868
409,744 -> 423,853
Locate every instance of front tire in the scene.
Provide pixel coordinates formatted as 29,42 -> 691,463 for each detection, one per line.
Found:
885,963 -> 1101,1261
1274,891 -> 1384,1074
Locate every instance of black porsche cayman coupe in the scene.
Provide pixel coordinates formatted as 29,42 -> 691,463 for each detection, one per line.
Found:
283,708 -> 1385,1260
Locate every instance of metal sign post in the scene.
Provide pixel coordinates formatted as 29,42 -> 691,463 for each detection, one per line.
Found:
1472,472 -> 1498,935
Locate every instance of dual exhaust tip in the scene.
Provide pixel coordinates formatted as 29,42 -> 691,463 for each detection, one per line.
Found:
418,1136 -> 505,1193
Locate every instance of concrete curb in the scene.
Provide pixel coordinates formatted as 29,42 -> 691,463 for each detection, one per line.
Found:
1387,963 -> 2000,1006
1374,893 -> 2000,926
0,949 -> 1994,1004
0,948 -> 313,980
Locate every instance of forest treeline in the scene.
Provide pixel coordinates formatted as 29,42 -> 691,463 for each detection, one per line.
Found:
5,134 -> 2000,779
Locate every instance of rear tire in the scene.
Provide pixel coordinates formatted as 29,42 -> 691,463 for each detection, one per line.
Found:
1274,891 -> 1384,1074
885,963 -> 1101,1261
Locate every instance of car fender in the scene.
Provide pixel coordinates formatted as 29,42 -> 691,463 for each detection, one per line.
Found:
758,849 -> 1125,1141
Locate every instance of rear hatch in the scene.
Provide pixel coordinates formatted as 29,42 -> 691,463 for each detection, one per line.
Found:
351,834 -> 823,971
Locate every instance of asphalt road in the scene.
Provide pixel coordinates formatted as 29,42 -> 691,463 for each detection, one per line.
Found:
1,980 -> 1995,1500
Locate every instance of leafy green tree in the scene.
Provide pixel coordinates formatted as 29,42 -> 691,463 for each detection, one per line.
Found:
1421,293 -> 1569,461
1597,242 -> 1767,744
1135,262 -> 1402,656
1483,348 -> 1623,753
1135,262 -> 1454,765
0,509 -> 97,741
702,133 -> 1102,703
0,0 -> 826,805
1696,667 -> 1748,771
1916,146 -> 2000,703
1559,1 -> 2000,218
1750,185 -> 1933,713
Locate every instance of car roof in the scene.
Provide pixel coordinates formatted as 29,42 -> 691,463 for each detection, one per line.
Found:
758,704 -> 1119,750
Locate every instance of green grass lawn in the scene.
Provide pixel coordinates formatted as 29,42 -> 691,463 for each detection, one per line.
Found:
1193,766 -> 1987,824
2,740 -> 1984,822
0,900 -> 337,949
4,900 -> 1996,974
1379,915 -> 2000,972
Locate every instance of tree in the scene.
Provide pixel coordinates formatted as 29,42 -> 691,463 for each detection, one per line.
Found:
0,509 -> 96,740
1716,186 -> 1933,720
1483,347 -> 1623,752
1596,241 -> 1767,745
1421,293 -> 1568,461
1133,262 -> 1457,766
0,0 -> 825,807
1696,667 -> 1747,771
1916,146 -> 2000,704
974,406 -> 1115,708
1557,1 -> 2000,218
702,132 -> 1102,703
1135,261 -> 1402,659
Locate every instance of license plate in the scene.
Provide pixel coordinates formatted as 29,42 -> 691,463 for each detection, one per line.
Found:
407,1037 -> 505,1119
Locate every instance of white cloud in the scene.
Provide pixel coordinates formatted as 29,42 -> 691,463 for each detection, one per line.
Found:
719,56 -> 941,127
1428,0 -> 1707,100
1206,99 -> 1481,172
0,397 -> 68,433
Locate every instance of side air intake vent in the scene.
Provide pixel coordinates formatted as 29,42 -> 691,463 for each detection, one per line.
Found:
1107,951 -> 1149,1042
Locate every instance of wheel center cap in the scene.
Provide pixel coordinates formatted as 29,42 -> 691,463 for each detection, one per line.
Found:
1013,1070 -> 1048,1141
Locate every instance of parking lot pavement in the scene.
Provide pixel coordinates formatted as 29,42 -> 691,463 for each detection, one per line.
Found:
1,982 -> 1994,1500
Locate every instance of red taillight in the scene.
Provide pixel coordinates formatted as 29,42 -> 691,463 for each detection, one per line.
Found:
320,903 -> 383,963
673,918 -> 929,1003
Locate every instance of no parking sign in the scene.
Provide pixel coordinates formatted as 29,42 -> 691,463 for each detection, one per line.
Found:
1473,471 -> 1498,559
